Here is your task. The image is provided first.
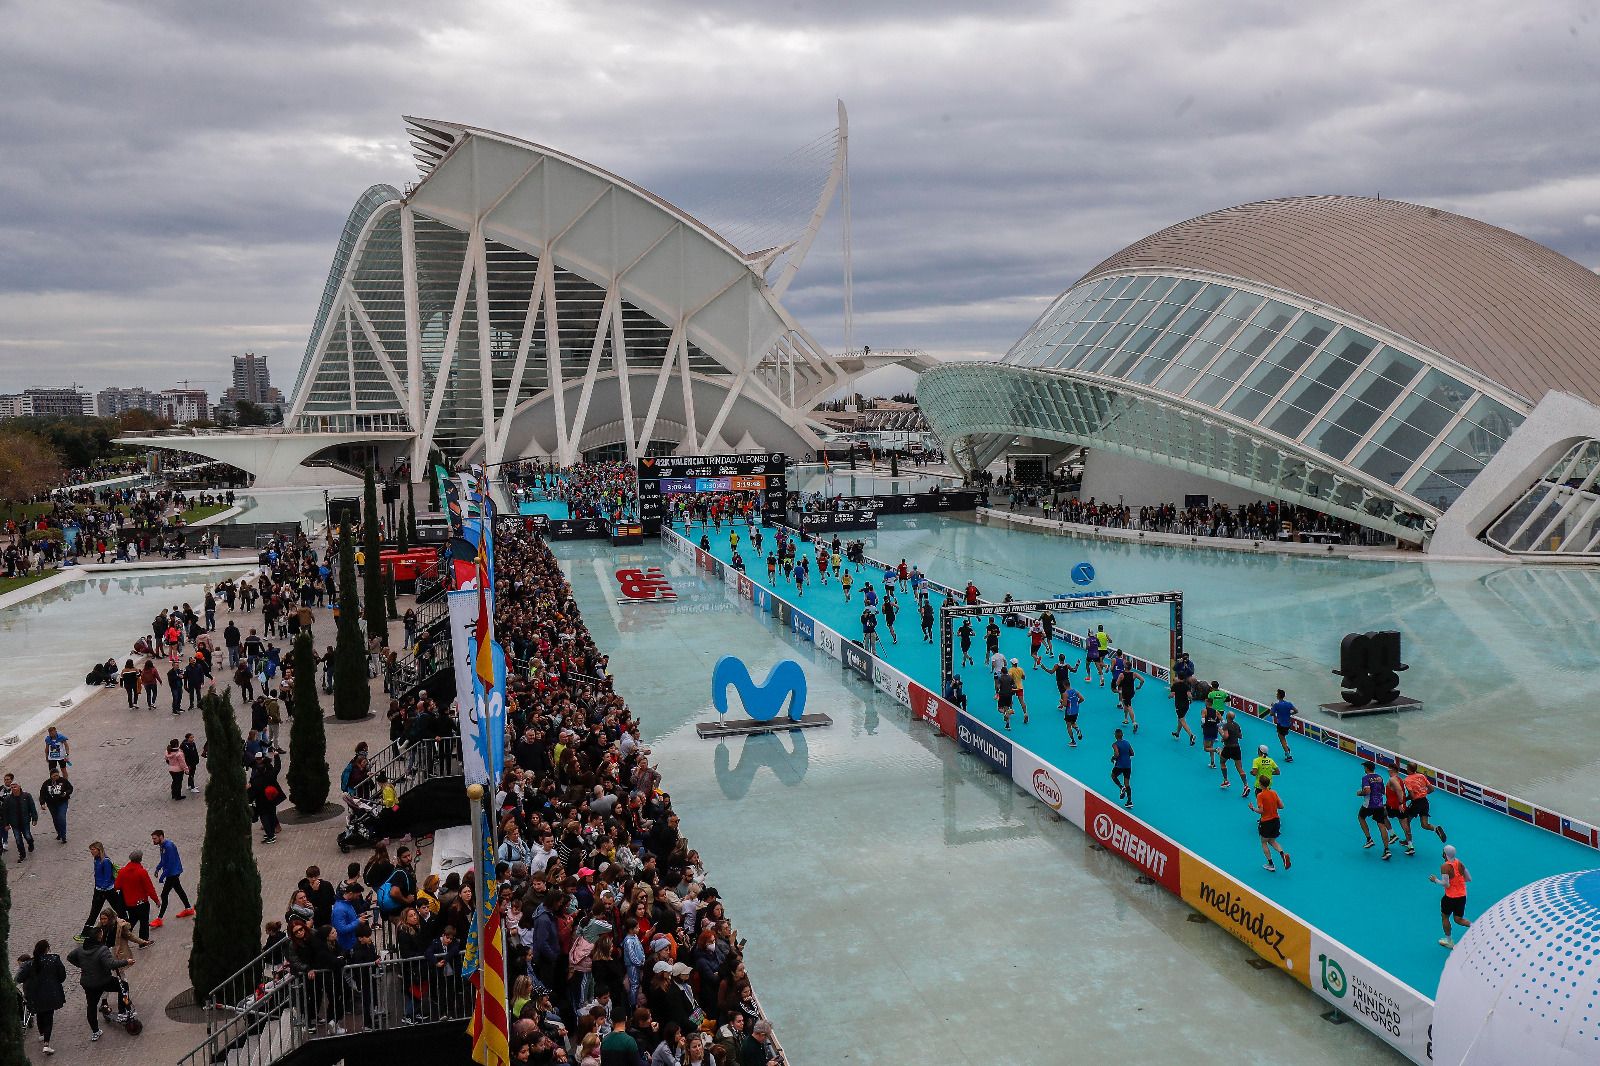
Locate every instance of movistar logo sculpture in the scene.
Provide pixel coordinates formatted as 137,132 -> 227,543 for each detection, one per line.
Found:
712,656 -> 807,722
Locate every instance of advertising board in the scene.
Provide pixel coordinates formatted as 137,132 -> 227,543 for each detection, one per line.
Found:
1308,932 -> 1434,1064
956,711 -> 1012,776
1179,855 -> 1311,985
1084,792 -> 1181,893
1010,746 -> 1086,829
907,682 -> 958,739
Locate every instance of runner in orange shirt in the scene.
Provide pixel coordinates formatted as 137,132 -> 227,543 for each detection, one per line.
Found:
1249,777 -> 1291,872
1429,844 -> 1472,948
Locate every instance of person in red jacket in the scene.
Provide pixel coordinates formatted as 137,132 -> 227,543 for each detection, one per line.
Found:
114,849 -> 159,941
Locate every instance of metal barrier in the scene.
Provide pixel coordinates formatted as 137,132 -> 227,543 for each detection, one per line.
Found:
179,953 -> 471,1066
350,736 -> 461,805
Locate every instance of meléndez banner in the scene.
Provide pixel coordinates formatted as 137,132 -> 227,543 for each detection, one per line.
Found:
1179,854 -> 1311,985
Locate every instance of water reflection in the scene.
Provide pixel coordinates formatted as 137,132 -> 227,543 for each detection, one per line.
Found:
714,731 -> 809,799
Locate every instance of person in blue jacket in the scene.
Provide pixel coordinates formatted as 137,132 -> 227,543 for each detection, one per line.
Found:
150,829 -> 193,927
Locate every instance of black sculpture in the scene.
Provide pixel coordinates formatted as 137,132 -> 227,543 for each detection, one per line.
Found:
1334,630 -> 1407,706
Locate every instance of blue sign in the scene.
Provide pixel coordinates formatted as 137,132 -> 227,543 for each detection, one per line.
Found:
956,712 -> 1012,775
1071,561 -> 1096,586
791,609 -> 815,642
712,656 -> 807,722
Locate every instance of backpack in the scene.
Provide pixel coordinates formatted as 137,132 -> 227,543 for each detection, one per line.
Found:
378,870 -> 410,915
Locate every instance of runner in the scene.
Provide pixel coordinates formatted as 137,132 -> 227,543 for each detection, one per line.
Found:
860,602 -> 879,655
919,597 -> 935,643
882,594 -> 898,644
1249,744 -> 1279,787
766,552 -> 777,584
1039,608 -> 1056,654
1114,662 -> 1142,733
896,558 -> 909,592
1269,689 -> 1297,762
995,664 -> 1016,731
1356,760 -> 1396,860
841,568 -> 854,602
964,581 -> 980,605
1401,762 -> 1449,844
1250,777 -> 1291,871
1218,710 -> 1247,795
957,618 -> 974,666
1029,617 -> 1046,668
1110,728 -> 1134,808
1007,658 -> 1029,724
1084,627 -> 1103,686
1169,675 -> 1196,746
793,558 -> 806,598
988,647 -> 1007,693
1094,624 -> 1112,683
1061,677 -> 1084,747
1200,698 -> 1220,768
830,547 -> 841,580
1430,845 -> 1472,948
1386,767 -> 1416,855
984,619 -> 1001,661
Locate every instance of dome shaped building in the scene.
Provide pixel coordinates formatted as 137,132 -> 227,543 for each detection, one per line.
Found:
919,196 -> 1600,557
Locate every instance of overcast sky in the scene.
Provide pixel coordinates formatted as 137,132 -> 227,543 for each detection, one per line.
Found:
3,0 -> 1599,398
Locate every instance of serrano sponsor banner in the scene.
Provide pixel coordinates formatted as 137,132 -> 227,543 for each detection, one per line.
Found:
907,682 -> 958,740
841,641 -> 873,681
1010,746 -> 1086,830
814,622 -> 842,661
1308,932 -> 1433,1065
1084,792 -> 1181,892
956,711 -> 1012,776
1180,855 -> 1311,985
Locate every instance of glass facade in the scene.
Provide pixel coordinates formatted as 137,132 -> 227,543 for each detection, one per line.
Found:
999,272 -> 1528,514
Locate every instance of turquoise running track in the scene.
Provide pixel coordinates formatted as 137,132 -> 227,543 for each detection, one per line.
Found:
689,521 -> 1597,998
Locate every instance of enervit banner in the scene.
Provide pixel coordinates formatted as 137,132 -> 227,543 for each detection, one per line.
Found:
956,711 -> 1012,776
1011,746 -> 1085,830
1179,855 -> 1311,986
814,622 -> 842,661
907,682 -> 958,740
841,641 -> 873,681
1084,792 -> 1181,892
1309,932 -> 1433,1064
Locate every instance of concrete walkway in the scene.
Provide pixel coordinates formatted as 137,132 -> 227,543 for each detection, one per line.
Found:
1,607 -> 422,1066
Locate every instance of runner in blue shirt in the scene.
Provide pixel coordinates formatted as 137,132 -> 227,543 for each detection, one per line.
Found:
1062,683 -> 1084,748
1269,689 -> 1297,762
1355,759 -> 1396,859
1111,729 -> 1135,808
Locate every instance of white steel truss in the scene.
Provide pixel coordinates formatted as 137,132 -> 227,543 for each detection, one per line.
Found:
289,114 -> 920,470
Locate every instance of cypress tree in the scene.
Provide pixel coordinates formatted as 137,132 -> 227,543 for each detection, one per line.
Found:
189,690 -> 263,1002
396,496 -> 410,554
362,467 -> 386,646
385,569 -> 399,620
286,633 -> 329,814
334,526 -> 371,720
0,854 -> 25,1066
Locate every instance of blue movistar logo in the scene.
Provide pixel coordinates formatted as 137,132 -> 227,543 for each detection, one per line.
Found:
712,656 -> 807,722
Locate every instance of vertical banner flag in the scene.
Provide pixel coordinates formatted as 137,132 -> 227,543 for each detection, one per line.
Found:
467,810 -> 510,1064
436,463 -> 461,526
448,590 -> 489,786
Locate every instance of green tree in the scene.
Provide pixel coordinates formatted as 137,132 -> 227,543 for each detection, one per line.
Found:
286,633 -> 329,814
362,467 -> 387,646
189,690 -> 263,1002
396,495 -> 410,553
385,569 -> 399,620
0,853 -> 24,1066
334,526 -> 371,721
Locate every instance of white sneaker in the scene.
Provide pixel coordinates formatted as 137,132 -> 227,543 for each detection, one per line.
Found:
42,1045 -> 54,1055
1439,937 -> 1455,949
333,1025 -> 348,1035
190,786 -> 200,793
91,1031 -> 102,1042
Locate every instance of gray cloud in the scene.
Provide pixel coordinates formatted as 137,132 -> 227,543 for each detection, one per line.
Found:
2,0 -> 1599,394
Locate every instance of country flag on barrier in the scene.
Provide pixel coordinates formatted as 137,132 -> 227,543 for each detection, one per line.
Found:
1562,818 -> 1599,847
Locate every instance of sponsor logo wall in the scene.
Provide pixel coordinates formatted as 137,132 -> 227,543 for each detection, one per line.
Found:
659,524 -> 1434,1064
1085,792 -> 1181,893
1309,933 -> 1433,1064
1179,856 -> 1311,986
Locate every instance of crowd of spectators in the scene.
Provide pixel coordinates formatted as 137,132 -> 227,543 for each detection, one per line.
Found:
506,461 -> 640,523
258,519 -> 781,1065
1002,486 -> 1386,545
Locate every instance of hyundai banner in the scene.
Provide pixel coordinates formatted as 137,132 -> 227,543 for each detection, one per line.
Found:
956,711 -> 1012,776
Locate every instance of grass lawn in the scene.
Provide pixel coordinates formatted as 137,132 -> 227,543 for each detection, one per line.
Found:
0,569 -> 57,597
0,501 -> 54,525
181,502 -> 232,524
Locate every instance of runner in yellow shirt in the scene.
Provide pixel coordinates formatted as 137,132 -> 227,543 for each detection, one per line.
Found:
1008,659 -> 1029,724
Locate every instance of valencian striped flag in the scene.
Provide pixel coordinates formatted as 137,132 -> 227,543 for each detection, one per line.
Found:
467,810 -> 510,1065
